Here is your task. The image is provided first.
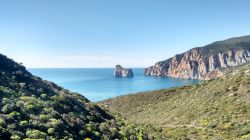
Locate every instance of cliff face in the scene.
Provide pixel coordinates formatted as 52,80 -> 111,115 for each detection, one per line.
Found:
145,35 -> 250,80
114,65 -> 133,77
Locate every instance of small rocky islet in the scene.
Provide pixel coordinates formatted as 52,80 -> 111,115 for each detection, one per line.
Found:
114,65 -> 133,78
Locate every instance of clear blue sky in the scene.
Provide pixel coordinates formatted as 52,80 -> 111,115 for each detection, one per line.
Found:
1,0 -> 250,68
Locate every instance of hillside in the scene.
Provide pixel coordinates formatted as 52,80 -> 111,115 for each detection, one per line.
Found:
145,35 -> 250,80
0,54 -> 148,140
100,63 -> 250,139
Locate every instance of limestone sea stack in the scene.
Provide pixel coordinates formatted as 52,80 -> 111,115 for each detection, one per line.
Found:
145,35 -> 250,80
114,65 -> 133,77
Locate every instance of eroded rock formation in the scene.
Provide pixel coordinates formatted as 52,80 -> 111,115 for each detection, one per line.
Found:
114,65 -> 133,77
145,35 -> 250,80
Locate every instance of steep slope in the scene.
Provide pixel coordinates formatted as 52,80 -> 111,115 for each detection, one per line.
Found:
100,63 -> 250,139
145,35 -> 250,80
0,54 -> 148,140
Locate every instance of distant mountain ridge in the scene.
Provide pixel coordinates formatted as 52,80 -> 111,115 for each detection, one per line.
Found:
145,35 -> 250,80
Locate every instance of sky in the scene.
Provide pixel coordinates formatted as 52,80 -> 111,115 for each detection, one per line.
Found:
0,0 -> 250,68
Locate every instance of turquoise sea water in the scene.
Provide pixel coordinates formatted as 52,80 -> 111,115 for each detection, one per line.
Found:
28,68 -> 200,102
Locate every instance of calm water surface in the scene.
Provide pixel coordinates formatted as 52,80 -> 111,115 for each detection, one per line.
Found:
29,68 -> 200,101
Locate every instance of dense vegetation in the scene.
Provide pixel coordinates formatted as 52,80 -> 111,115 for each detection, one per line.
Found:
0,54 -> 149,140
100,63 -> 250,139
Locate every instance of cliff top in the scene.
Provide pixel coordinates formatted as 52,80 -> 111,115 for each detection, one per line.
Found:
193,35 -> 250,57
159,35 -> 250,62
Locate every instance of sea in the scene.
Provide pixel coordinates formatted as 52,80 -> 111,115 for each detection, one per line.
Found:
28,68 -> 200,102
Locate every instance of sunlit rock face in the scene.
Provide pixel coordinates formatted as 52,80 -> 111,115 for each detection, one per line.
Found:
114,65 -> 133,77
145,36 -> 250,80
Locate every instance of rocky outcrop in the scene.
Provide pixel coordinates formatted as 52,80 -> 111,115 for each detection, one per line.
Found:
114,65 -> 133,77
145,35 -> 250,80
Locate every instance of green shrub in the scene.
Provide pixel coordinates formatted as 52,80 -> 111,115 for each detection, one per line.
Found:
20,120 -> 29,127
0,118 -> 5,126
39,114 -> 48,121
94,131 -> 101,137
49,118 -> 62,128
79,130 -> 87,136
26,130 -> 47,139
9,111 -> 21,119
47,128 -> 55,134
40,94 -> 47,99
10,134 -> 21,140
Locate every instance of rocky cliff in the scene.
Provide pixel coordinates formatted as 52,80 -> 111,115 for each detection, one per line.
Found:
145,35 -> 250,80
114,65 -> 133,77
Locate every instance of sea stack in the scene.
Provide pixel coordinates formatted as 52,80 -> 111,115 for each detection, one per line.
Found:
114,65 -> 133,77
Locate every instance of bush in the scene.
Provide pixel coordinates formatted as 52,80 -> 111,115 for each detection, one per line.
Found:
47,128 -> 55,134
0,118 -> 5,126
20,121 -> 29,127
94,131 -> 101,137
9,111 -> 21,119
40,94 -> 47,99
10,134 -> 21,140
39,115 -> 48,122
49,118 -> 62,128
1,103 -> 15,114
26,130 -> 47,139
79,130 -> 87,136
